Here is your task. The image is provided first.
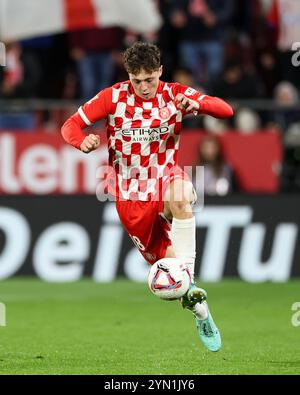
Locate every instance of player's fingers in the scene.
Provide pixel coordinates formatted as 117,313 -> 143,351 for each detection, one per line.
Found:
84,140 -> 94,150
175,93 -> 184,102
89,134 -> 100,143
182,98 -> 189,108
89,136 -> 101,147
180,103 -> 187,111
86,135 -> 96,143
185,104 -> 194,112
83,142 -> 91,151
87,135 -> 99,146
93,137 -> 101,147
81,144 -> 90,153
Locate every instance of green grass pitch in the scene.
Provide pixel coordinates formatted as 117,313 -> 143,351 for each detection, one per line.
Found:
0,279 -> 299,375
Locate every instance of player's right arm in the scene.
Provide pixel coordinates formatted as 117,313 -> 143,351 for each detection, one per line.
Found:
61,87 -> 112,153
172,83 -> 233,119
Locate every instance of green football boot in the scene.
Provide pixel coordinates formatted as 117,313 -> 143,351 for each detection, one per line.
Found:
195,312 -> 222,352
181,283 -> 222,352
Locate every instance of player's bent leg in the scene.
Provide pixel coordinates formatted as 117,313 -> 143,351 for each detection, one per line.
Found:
164,178 -> 194,220
164,179 -> 196,279
164,215 -> 221,351
163,179 -> 221,351
181,288 -> 221,352
181,285 -> 221,352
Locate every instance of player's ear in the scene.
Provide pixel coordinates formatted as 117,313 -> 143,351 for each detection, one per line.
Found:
158,66 -> 163,78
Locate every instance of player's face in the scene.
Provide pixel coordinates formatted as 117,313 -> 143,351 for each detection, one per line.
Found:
129,67 -> 162,100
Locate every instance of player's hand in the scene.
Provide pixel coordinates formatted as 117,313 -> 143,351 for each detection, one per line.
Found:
80,134 -> 100,153
175,93 -> 200,114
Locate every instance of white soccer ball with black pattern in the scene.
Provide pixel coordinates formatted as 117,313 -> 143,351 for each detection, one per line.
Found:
148,258 -> 191,300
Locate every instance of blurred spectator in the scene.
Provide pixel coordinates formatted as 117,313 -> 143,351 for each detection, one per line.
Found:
255,48 -> 281,98
0,42 -> 40,99
173,66 -> 198,88
202,115 -> 229,134
247,1 -> 279,96
235,108 -> 262,134
0,41 -> 40,130
69,27 -> 124,100
271,81 -> 300,132
225,1 -> 277,87
20,35 -> 63,99
193,135 -> 237,196
170,0 -> 234,89
19,34 -> 75,131
280,124 -> 300,192
278,82 -> 300,191
227,1 -> 256,72
230,1 -> 253,37
267,0 -> 300,89
250,0 -> 275,54
274,81 -> 299,106
173,67 -> 204,128
212,59 -> 264,99
157,0 -> 181,81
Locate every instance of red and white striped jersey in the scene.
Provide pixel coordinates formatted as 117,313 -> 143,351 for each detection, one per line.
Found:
62,80 -> 233,201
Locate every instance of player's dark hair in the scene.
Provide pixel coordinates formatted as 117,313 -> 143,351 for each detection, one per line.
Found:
123,42 -> 161,75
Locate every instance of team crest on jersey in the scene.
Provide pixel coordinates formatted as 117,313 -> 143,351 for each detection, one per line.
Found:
159,107 -> 172,120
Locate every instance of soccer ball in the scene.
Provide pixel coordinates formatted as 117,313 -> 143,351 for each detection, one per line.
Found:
147,258 -> 191,301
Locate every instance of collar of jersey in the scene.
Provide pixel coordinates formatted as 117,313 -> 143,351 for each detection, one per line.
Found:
129,80 -> 164,104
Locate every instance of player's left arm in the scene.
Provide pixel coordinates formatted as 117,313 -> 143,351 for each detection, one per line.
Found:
173,84 -> 234,119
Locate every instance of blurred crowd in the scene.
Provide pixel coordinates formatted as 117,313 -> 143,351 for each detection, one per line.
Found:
0,0 -> 300,193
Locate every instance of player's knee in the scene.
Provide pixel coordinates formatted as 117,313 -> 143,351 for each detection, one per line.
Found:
168,180 -> 194,202
169,199 -> 192,218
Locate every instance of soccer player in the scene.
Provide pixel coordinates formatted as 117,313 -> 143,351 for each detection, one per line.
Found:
61,42 -> 233,352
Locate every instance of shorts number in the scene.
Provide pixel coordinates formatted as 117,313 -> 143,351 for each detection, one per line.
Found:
130,235 -> 145,251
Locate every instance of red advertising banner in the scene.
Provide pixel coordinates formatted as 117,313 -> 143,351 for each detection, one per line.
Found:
0,130 -> 282,194
179,130 -> 283,193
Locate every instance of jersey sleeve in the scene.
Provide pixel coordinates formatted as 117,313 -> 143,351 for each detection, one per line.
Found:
172,83 -> 204,103
172,83 -> 234,119
61,87 -> 113,150
61,112 -> 87,149
78,87 -> 113,125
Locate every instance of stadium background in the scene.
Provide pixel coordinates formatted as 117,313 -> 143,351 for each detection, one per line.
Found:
0,0 -> 300,375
